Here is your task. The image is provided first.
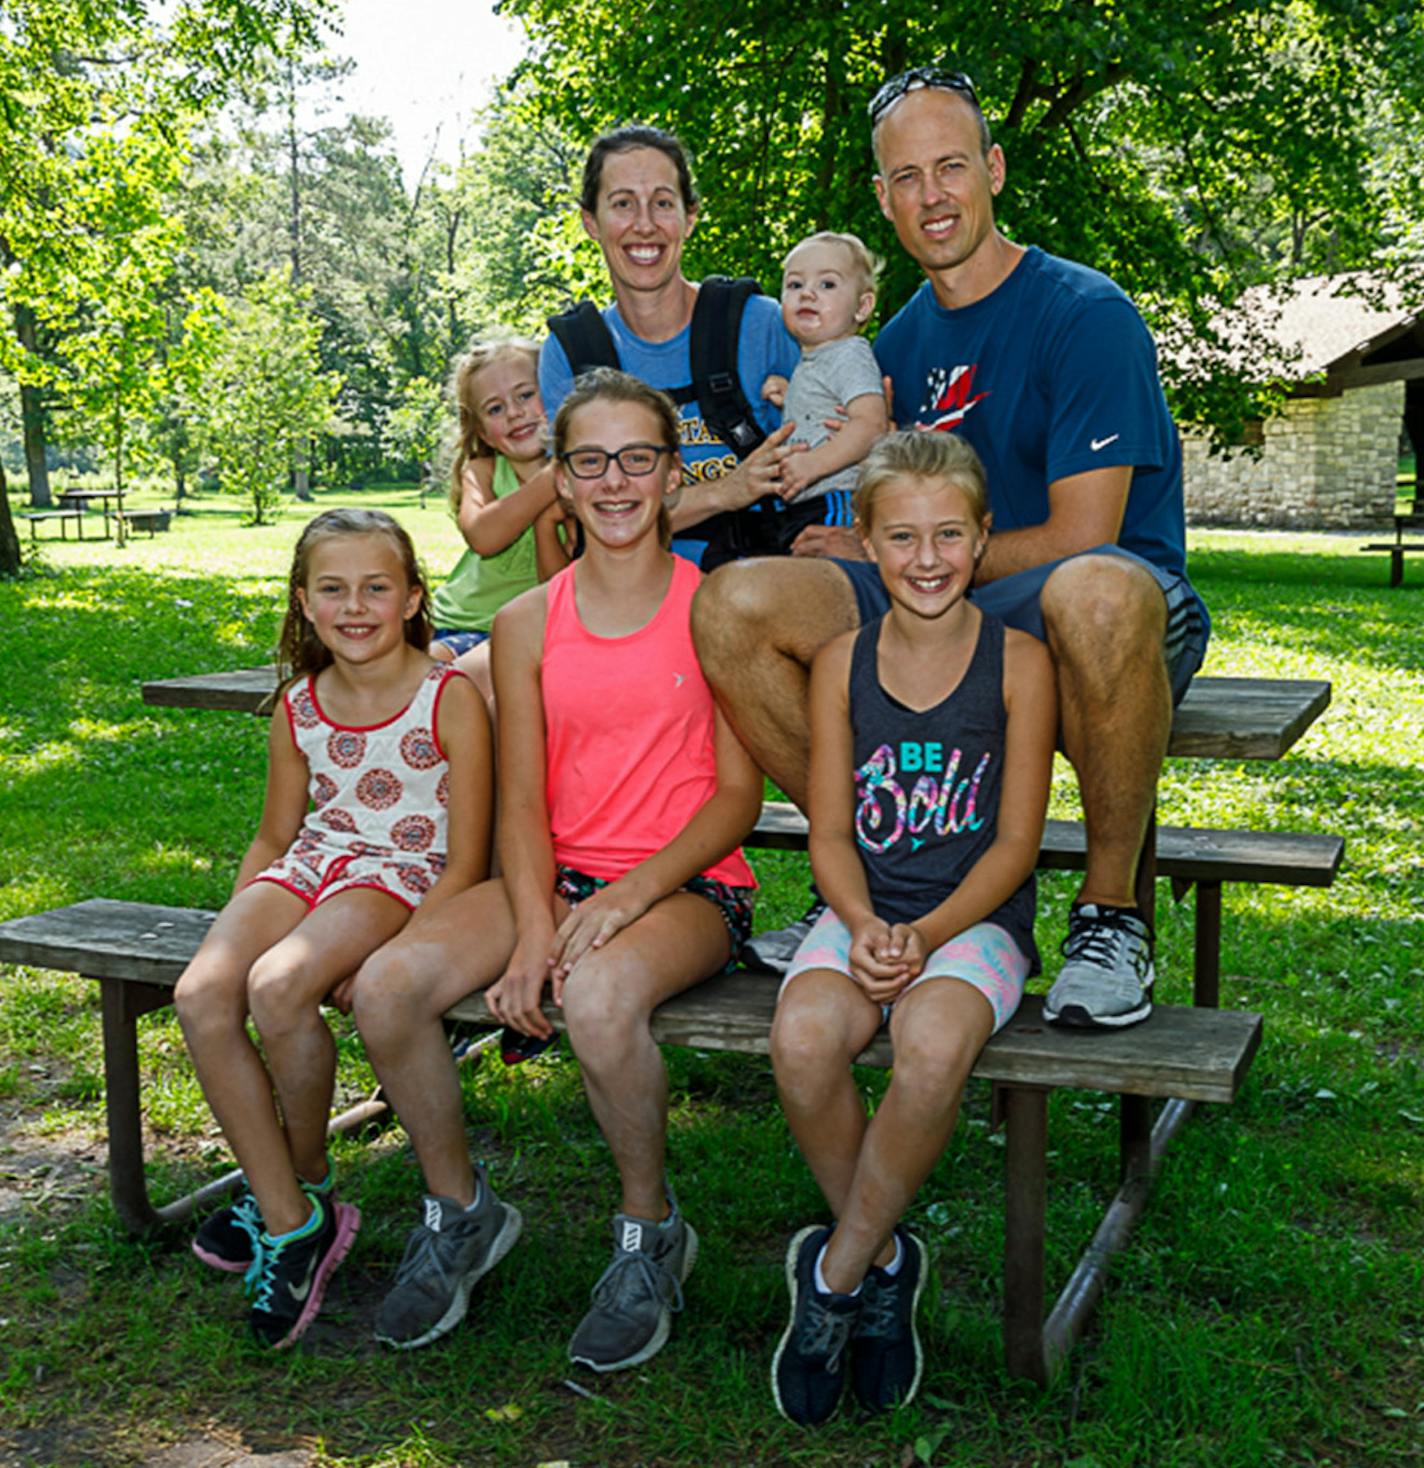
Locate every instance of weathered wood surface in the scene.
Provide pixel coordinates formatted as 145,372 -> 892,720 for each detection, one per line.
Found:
141,666 -> 282,713
0,899 -> 1261,1105
141,670 -> 1332,760
753,805 -> 1344,886
1164,676 -> 1330,759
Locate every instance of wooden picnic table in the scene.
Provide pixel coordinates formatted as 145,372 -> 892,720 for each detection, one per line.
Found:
18,663 -> 1332,1382
59,487 -> 125,539
142,666 -> 1331,762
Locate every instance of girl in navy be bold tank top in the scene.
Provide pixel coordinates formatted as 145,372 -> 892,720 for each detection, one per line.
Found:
769,431 -> 1057,1426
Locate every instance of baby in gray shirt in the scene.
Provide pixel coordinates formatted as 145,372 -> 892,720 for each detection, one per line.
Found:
762,232 -> 889,503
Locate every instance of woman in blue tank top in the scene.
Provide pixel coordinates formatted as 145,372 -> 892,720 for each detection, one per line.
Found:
768,431 -> 1057,1427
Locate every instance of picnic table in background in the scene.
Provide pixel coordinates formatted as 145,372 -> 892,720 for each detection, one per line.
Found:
58,488 -> 126,539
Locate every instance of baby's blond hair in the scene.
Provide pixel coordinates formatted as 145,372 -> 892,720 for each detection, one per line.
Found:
782,231 -> 882,297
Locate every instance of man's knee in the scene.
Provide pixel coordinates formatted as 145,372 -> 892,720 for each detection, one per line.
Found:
1041,555 -> 1165,659
692,558 -> 857,678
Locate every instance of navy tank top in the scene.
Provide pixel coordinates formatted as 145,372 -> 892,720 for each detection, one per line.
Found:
847,611 -> 1038,973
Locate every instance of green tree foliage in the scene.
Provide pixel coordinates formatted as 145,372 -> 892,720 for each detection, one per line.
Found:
442,85 -> 592,337
381,376 -> 447,492
498,0 -> 1424,438
188,272 -> 340,525
0,0 -> 334,505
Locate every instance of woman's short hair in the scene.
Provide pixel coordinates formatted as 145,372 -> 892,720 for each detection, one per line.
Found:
580,124 -> 698,214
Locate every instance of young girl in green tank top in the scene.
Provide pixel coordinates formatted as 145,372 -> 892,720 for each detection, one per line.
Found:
430,340 -> 569,701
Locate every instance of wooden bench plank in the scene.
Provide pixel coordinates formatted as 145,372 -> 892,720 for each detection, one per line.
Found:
0,900 -> 1260,1105
139,670 -> 1333,762
752,804 -> 1344,887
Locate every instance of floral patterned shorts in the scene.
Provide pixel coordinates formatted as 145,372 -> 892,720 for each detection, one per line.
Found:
554,864 -> 755,969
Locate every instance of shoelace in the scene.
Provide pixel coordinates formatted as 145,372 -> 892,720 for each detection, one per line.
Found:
797,1290 -> 855,1372
392,1215 -> 477,1291
230,1193 -> 263,1252
591,1245 -> 685,1316
854,1271 -> 899,1341
243,1235 -> 278,1309
1061,907 -> 1147,966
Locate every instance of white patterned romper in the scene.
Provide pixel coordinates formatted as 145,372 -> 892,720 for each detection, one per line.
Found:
250,664 -> 461,910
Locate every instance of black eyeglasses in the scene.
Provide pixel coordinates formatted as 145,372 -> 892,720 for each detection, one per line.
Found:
868,66 -> 979,126
559,443 -> 672,479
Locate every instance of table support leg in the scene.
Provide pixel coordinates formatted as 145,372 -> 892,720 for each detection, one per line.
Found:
1037,1095 -> 1195,1376
97,987 -> 503,1235
1001,1083 -> 1049,1385
1194,881 -> 1222,1008
99,978 -> 163,1234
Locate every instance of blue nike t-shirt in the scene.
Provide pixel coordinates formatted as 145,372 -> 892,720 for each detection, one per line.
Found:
872,247 -> 1187,578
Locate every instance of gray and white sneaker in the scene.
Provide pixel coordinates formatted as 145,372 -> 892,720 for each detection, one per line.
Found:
374,1163 -> 522,1350
1043,903 -> 1155,1029
744,899 -> 827,975
568,1206 -> 699,1372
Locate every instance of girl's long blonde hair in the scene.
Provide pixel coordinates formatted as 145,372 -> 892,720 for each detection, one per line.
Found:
446,338 -> 542,515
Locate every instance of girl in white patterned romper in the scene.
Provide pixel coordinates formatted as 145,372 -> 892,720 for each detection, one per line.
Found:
174,508 -> 491,1351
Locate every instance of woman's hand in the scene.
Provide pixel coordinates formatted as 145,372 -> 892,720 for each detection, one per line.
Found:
485,938 -> 555,1038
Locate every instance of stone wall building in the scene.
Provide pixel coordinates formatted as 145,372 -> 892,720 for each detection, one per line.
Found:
1182,273 -> 1423,529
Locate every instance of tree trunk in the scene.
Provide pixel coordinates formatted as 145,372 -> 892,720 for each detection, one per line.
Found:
0,456 -> 21,577
15,303 -> 53,509
113,392 -> 128,548
293,437 -> 312,501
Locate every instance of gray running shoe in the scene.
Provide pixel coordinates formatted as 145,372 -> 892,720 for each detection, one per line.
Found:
374,1164 -> 523,1350
1043,903 -> 1155,1029
743,899 -> 827,975
568,1207 -> 699,1372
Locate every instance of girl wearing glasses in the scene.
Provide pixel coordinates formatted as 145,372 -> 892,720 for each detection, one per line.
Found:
348,368 -> 760,1372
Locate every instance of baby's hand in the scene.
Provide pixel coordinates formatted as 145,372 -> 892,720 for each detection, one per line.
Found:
761,374 -> 789,408
778,451 -> 817,501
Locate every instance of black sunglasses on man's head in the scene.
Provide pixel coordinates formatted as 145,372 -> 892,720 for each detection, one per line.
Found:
868,66 -> 979,126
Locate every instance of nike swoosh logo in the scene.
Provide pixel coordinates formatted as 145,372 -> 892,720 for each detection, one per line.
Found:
288,1268 -> 315,1303
673,673 -> 685,687
1091,434 -> 1120,452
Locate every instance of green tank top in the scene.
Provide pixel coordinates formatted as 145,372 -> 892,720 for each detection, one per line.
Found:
429,455 -> 541,633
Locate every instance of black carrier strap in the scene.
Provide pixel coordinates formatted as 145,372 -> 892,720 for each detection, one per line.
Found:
546,277 -> 766,456
546,300 -> 621,378
688,275 -> 767,459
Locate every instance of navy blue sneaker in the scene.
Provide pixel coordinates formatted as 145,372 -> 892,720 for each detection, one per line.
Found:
850,1229 -> 926,1412
771,1226 -> 861,1426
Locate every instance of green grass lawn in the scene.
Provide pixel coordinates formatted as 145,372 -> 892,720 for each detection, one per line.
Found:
1,491 -> 1422,1467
